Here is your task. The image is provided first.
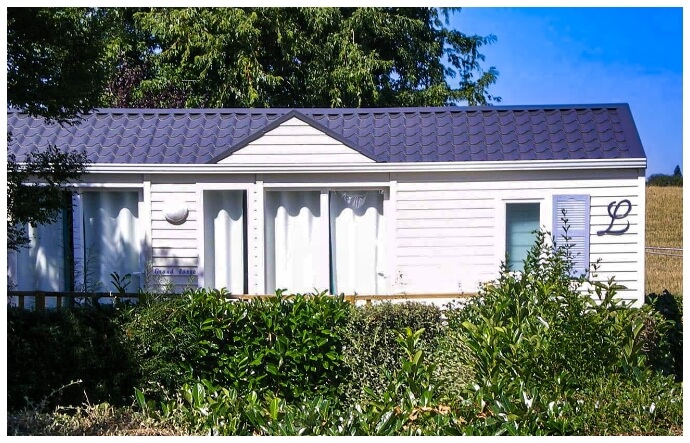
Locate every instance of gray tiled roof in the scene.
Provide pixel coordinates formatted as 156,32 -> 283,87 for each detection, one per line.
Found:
7,104 -> 646,164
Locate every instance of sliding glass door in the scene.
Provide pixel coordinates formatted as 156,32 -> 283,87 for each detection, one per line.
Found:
264,189 -> 387,295
12,212 -> 68,291
329,191 -> 385,295
203,190 -> 246,293
82,191 -> 140,291
264,191 -> 326,294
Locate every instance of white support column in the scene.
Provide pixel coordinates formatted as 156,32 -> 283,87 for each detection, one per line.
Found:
139,178 -> 151,290
318,190 -> 331,293
72,190 -> 85,290
385,175 -> 397,295
250,176 -> 265,295
636,169 -> 646,307
196,184 -> 206,289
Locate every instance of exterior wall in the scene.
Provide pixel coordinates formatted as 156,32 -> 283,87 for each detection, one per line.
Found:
218,118 -> 375,164
394,168 -> 644,303
149,179 -> 200,290
147,172 -> 391,294
143,167 -> 644,303
148,175 -> 255,292
9,166 -> 645,305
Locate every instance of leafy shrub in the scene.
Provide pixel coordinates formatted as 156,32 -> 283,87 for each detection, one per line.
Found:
7,305 -> 137,411
565,372 -> 683,435
445,230 -> 676,434
340,301 -> 444,403
119,295 -> 198,399
135,328 -> 465,436
645,290 -> 683,380
430,327 -> 475,402
124,289 -> 351,403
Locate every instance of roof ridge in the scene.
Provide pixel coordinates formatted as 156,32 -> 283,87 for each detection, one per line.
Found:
8,103 -> 634,116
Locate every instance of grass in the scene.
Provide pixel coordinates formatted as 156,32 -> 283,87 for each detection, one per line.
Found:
645,186 -> 683,295
7,403 -> 186,436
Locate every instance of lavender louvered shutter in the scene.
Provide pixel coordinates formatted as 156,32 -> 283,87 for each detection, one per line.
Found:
553,195 -> 590,276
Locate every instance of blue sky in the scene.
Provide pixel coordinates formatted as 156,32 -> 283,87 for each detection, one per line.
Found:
450,7 -> 683,176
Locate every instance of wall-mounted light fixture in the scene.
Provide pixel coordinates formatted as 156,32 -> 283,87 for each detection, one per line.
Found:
163,199 -> 189,225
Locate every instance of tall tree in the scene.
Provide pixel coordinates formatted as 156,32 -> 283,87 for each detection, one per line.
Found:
103,7 -> 500,108
8,7 -> 112,122
7,8 -> 112,250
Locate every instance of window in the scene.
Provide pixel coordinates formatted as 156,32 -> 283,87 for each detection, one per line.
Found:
505,202 -> 540,271
8,190 -> 142,299
329,190 -> 385,294
9,209 -> 70,292
79,191 -> 141,292
553,195 -> 590,276
264,189 -> 387,295
203,190 -> 247,293
264,191 -> 326,294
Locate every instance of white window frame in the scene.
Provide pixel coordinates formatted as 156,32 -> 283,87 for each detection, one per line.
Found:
261,182 -> 392,295
196,182 -> 254,290
494,194 -> 552,271
74,186 -> 146,292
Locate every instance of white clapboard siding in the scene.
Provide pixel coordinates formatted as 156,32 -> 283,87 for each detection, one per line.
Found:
151,229 -> 198,240
394,170 -> 643,299
149,182 -> 199,290
398,236 -> 494,248
219,118 -> 375,164
397,190 -> 640,201
150,257 -> 198,267
397,264 -> 496,293
397,208 -> 495,220
396,179 -> 639,192
397,257 -> 496,268
397,218 -> 496,229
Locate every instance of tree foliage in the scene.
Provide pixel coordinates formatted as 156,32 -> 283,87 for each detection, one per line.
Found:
102,7 -> 500,108
7,7 -> 112,123
647,165 -> 683,187
7,7 -> 107,250
7,148 -> 88,251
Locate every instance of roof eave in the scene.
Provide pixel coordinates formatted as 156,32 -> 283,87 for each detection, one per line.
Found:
83,158 -> 647,175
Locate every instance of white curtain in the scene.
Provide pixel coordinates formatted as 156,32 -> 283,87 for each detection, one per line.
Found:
82,191 -> 140,292
265,191 -> 326,294
329,191 -> 386,295
204,190 -> 245,293
10,215 -> 66,292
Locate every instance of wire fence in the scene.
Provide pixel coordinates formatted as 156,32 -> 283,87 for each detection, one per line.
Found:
7,291 -> 477,312
645,246 -> 683,258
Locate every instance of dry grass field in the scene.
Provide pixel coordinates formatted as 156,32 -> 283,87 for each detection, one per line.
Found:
645,186 -> 683,295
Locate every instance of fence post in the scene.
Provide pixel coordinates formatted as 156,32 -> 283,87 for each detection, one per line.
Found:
35,291 -> 46,312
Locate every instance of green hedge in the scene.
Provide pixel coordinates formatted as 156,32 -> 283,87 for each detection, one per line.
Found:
340,301 -> 444,403
646,290 -> 683,380
7,305 -> 137,410
123,289 -> 352,403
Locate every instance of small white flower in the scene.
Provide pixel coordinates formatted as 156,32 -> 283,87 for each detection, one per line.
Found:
650,403 -> 656,414
537,316 -> 549,329
523,391 -> 533,408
